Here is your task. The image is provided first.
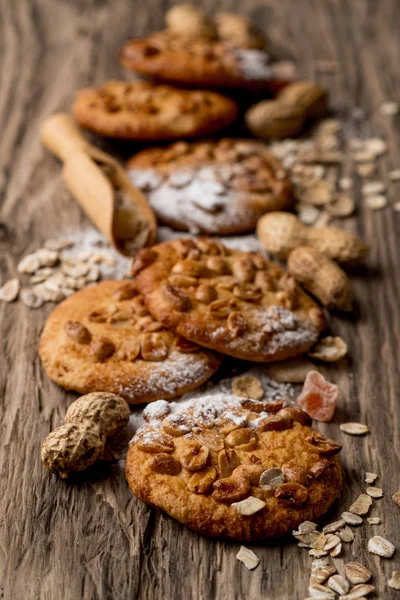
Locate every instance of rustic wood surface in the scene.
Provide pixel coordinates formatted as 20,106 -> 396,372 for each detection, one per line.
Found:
1,0 -> 400,598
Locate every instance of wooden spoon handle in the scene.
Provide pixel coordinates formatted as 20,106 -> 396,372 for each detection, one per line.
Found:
40,113 -> 91,162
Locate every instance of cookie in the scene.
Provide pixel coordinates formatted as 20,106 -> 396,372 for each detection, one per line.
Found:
126,394 -> 342,540
127,139 -> 293,235
120,31 -> 296,91
132,239 -> 326,363
72,81 -> 238,141
38,281 -> 221,404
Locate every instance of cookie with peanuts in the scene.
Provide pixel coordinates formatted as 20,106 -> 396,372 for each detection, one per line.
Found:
126,394 -> 342,540
127,138 -> 293,235
120,6 -> 295,91
73,81 -> 238,141
132,238 -> 327,363
39,280 -> 221,404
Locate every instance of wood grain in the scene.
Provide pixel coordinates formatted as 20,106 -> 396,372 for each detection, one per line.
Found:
1,0 -> 400,598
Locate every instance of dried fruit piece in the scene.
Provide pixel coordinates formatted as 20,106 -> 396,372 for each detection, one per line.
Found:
187,467 -> 217,494
266,357 -> 316,383
388,571 -> 400,590
0,278 -> 20,302
308,336 -> 348,362
349,494 -> 372,516
344,562 -> 372,584
232,375 -> 264,400
365,486 -> 383,498
150,453 -> 181,475
297,371 -> 338,422
340,422 -> 369,435
231,496 -> 266,515
367,535 -> 395,558
236,546 -> 259,570
341,512 -> 363,526
275,482 -> 308,507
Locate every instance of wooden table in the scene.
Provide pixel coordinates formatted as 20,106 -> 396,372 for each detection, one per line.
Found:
1,1 -> 399,598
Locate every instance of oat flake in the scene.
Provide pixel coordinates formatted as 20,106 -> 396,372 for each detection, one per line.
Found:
236,546 -> 260,570
0,279 -> 20,302
340,422 -> 369,435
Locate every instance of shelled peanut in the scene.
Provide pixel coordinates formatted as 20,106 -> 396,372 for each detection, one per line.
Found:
41,392 -> 130,478
287,246 -> 353,311
256,212 -> 369,264
246,81 -> 328,139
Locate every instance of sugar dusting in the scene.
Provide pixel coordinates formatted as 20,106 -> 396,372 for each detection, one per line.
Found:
235,49 -> 273,80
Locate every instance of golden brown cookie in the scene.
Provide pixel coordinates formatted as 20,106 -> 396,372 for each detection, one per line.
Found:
132,239 -> 326,363
72,81 -> 238,140
38,281 -> 221,404
126,394 -> 342,540
120,30 -> 295,92
127,139 -> 293,235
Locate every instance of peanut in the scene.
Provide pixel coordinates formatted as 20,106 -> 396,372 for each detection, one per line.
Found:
287,246 -> 353,311
256,212 -> 369,264
245,80 -> 328,140
165,4 -> 216,38
245,100 -> 305,139
41,392 -> 130,478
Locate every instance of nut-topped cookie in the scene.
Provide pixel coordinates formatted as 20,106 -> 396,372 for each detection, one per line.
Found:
132,239 -> 326,362
120,7 -> 295,91
127,139 -> 293,235
39,281 -> 221,404
72,81 -> 238,141
126,394 -> 342,540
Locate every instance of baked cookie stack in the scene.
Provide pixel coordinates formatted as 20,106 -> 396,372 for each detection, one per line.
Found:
38,5 -> 371,543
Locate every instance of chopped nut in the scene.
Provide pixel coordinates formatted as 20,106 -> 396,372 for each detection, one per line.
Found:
89,337 -> 115,362
162,414 -> 193,437
136,431 -> 174,453
150,453 -> 181,475
236,546 -> 259,570
344,562 -> 372,584
338,526 -> 354,543
340,422 -> 369,435
275,482 -> 308,506
187,467 -> 217,494
64,321 -> 92,344
0,278 -> 19,302
365,486 -> 383,498
180,441 -> 209,471
349,494 -> 372,516
367,535 -> 395,558
308,336 -> 347,362
341,512 -> 363,526
231,495 -> 266,515
225,428 -> 257,450
307,433 -> 342,455
212,476 -> 250,503
327,574 -> 349,595
388,571 -> 400,590
218,449 -> 240,478
365,472 -> 377,484
232,375 -> 264,400
143,400 -> 170,422
367,517 -> 381,525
